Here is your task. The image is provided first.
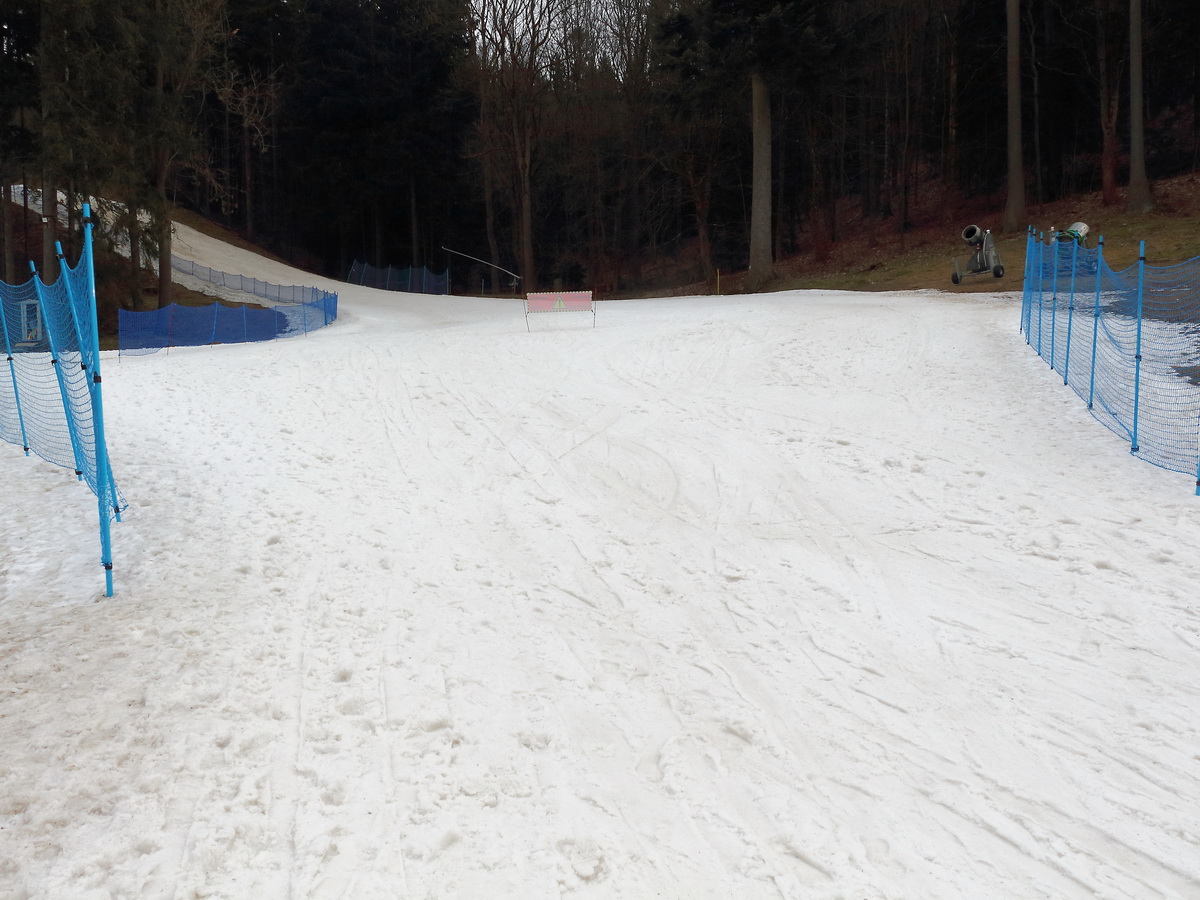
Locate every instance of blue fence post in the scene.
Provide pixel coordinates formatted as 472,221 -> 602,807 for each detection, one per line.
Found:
1130,240 -> 1147,454
1087,236 -> 1104,410
1063,238 -> 1079,385
1036,233 -> 1045,357
1191,434 -> 1200,493
1021,228 -> 1031,335
57,235 -> 115,516
1049,237 -> 1061,370
80,204 -> 117,595
0,287 -> 32,455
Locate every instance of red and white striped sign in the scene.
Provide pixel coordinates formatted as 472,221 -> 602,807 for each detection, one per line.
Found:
525,291 -> 593,313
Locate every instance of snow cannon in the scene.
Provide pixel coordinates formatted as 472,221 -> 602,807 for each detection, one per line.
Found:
1054,222 -> 1090,247
951,225 -> 1004,284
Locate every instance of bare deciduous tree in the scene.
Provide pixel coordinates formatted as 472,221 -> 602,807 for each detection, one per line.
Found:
473,0 -> 568,291
1125,0 -> 1154,212
214,63 -> 282,243
1002,0 -> 1026,233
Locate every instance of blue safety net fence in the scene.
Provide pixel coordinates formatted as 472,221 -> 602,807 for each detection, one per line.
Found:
347,260 -> 448,294
1,205 -> 125,594
173,257 -> 331,304
119,260 -> 338,356
1021,231 -> 1200,491
1,255 -> 124,515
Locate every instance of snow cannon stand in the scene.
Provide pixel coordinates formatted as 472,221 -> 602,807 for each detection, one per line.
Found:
951,225 -> 1004,284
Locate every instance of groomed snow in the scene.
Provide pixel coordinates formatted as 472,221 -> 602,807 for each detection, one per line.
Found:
2,224 -> 1199,899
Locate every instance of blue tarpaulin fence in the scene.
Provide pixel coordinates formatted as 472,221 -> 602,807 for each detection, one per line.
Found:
119,260 -> 338,355
1021,229 -> 1200,492
347,260 -> 448,294
0,203 -> 124,595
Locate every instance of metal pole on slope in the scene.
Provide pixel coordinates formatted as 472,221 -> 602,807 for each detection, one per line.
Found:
82,204 -> 119,596
1049,236 -> 1060,370
1087,236 -> 1104,410
1130,241 -> 1147,455
1036,233 -> 1045,357
1021,228 -> 1031,337
440,246 -> 521,290
1063,238 -> 1079,385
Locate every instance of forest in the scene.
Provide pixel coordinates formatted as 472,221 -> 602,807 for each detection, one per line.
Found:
1,0 -> 1197,307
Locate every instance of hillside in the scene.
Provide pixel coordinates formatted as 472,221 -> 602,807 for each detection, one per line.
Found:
669,172 -> 1200,298
6,173 -> 1196,313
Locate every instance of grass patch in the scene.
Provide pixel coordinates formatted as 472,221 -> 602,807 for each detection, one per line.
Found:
665,172 -> 1200,297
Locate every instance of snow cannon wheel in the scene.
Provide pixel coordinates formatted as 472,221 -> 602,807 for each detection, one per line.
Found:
951,271 -> 961,285
992,264 -> 1004,278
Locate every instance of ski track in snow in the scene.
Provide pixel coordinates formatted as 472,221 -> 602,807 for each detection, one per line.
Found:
2,223 -> 1200,898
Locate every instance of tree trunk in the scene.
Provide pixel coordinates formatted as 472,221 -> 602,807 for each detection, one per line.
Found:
478,57 -> 501,293
686,164 -> 715,285
1126,0 -> 1154,213
156,151 -> 172,308
516,126 -> 536,292
243,124 -> 254,242
1027,6 -> 1043,205
482,152 -> 500,292
1097,3 -> 1121,206
127,201 -> 143,310
809,115 -> 832,263
862,91 -> 879,218
369,202 -> 381,268
410,177 -> 420,268
1002,0 -> 1026,233
944,9 -> 960,189
21,179 -> 30,267
152,2 -> 173,311
41,176 -> 57,283
157,218 -> 172,308
38,4 -> 57,284
1099,99 -> 1120,205
774,124 -> 786,263
2,184 -> 13,284
747,69 -> 773,291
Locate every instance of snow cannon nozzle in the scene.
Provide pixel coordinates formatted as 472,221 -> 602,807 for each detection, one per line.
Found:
961,225 -> 985,247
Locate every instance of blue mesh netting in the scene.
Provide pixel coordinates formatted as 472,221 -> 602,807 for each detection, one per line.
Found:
347,260 -> 448,294
1022,233 -> 1200,486
0,246 -> 125,519
118,291 -> 338,355
173,257 -> 331,304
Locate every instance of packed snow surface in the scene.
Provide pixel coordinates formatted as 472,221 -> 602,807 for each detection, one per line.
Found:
2,223 -> 1200,899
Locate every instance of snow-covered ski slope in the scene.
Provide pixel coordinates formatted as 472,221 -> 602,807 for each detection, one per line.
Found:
2,222 -> 1199,899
